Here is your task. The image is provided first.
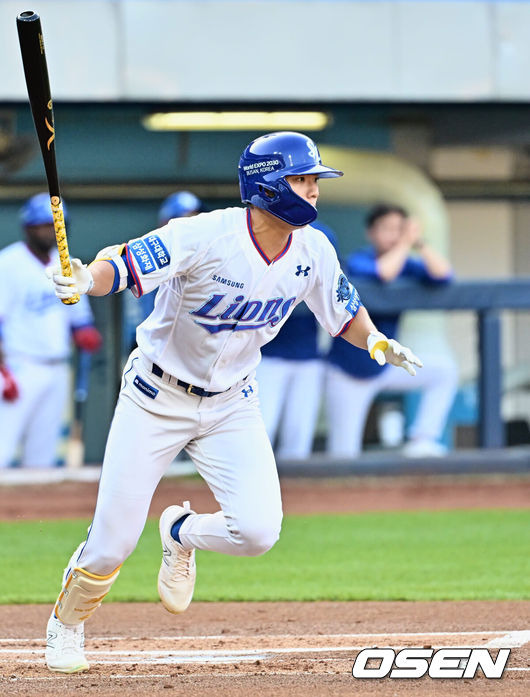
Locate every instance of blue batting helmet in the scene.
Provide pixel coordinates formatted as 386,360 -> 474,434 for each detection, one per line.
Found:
158,191 -> 201,225
238,132 -> 342,227
20,192 -> 69,227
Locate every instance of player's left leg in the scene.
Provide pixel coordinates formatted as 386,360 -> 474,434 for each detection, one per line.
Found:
158,375 -> 282,612
183,375 -> 282,555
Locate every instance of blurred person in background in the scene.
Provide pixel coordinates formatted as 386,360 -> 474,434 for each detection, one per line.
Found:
124,191 -> 202,351
0,193 -> 102,468
256,220 -> 338,459
325,203 -> 457,458
139,191 -> 202,322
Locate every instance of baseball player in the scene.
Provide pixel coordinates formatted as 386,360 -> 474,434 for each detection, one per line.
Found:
0,193 -> 102,468
44,132 -> 422,673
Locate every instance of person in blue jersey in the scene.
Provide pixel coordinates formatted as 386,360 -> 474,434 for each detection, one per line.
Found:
256,221 -> 338,459
325,203 -> 458,458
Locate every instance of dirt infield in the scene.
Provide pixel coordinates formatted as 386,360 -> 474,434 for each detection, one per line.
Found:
0,602 -> 529,696
1,473 -> 529,695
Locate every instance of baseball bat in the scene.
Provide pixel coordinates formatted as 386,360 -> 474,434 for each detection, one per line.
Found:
16,10 -> 80,305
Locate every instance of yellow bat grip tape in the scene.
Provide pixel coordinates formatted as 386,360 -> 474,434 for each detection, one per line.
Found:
50,196 -> 80,305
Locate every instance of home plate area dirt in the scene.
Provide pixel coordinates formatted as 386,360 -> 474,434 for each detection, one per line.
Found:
0,601 -> 529,696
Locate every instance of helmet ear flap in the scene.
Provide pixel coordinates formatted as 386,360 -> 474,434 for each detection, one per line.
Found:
257,183 -> 280,202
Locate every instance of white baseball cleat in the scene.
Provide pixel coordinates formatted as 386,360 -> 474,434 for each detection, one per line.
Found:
45,613 -> 89,673
158,501 -> 196,614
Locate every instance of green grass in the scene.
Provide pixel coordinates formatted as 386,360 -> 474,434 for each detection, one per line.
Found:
1,510 -> 529,603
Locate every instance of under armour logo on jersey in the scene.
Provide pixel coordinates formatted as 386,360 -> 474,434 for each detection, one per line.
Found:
242,385 -> 254,398
296,265 -> 311,277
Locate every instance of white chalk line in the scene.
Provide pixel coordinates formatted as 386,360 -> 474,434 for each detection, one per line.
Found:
1,629 -> 527,669
0,629 -> 520,644
0,631 -> 530,665
485,630 -> 530,648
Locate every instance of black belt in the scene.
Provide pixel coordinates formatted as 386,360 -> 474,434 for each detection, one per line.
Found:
151,363 -> 226,398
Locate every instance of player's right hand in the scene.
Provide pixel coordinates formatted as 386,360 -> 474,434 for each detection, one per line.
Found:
0,366 -> 19,402
46,258 -> 94,299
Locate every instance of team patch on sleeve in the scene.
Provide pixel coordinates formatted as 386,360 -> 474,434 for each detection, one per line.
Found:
345,287 -> 362,317
145,234 -> 170,269
128,239 -> 156,275
335,274 -> 352,303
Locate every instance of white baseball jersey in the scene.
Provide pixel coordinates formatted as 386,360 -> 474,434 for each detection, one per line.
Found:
0,241 -> 94,361
124,207 -> 362,391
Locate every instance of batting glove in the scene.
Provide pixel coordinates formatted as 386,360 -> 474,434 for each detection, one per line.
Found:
0,365 -> 19,402
367,331 -> 423,377
46,258 -> 94,299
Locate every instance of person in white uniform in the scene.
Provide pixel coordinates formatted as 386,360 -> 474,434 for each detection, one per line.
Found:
0,193 -> 102,468
44,132 -> 422,674
325,203 -> 457,458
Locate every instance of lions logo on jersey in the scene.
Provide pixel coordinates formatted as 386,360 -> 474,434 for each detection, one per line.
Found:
336,274 -> 352,303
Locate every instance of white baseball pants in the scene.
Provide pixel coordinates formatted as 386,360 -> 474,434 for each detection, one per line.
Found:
79,349 -> 282,576
0,357 -> 69,468
325,354 -> 458,457
256,357 -> 324,459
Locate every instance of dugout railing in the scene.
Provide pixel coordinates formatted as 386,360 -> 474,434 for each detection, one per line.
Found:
353,277 -> 530,450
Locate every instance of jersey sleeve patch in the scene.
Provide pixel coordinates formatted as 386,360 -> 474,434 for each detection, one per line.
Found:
128,238 -> 156,275
345,287 -> 362,317
336,273 -> 352,303
145,234 -> 170,269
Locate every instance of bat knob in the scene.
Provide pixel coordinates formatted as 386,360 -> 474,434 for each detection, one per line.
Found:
17,11 -> 40,22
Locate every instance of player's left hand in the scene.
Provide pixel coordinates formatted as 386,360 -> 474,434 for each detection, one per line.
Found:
367,331 -> 423,376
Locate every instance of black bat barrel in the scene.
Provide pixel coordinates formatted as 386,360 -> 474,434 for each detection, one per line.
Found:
16,10 -> 60,197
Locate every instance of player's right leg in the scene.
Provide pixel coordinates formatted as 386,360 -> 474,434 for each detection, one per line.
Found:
45,541 -> 118,673
46,350 -> 194,672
